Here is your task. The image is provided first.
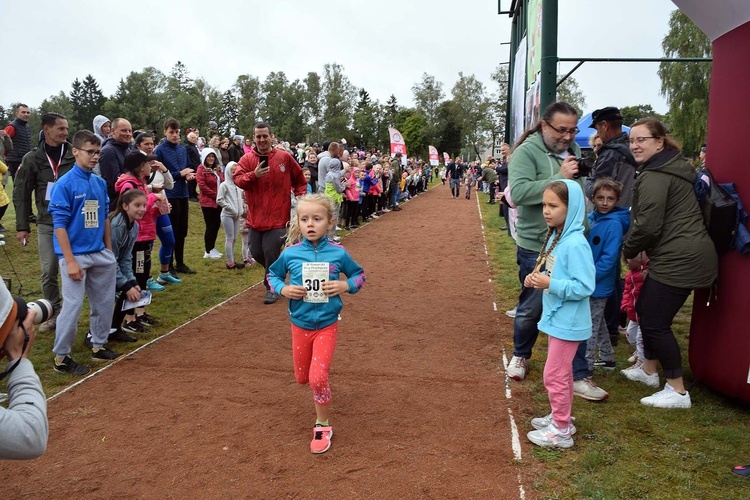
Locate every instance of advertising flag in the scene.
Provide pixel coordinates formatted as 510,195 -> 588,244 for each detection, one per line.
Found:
443,152 -> 450,164
389,127 -> 407,156
428,145 -> 439,166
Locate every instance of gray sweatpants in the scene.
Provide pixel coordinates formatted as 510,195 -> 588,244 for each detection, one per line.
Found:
53,249 -> 117,356
585,297 -> 614,370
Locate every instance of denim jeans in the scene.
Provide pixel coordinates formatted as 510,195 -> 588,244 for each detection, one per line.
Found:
512,246 -> 543,359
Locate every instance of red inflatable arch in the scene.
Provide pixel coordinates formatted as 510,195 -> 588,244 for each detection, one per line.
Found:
674,0 -> 750,403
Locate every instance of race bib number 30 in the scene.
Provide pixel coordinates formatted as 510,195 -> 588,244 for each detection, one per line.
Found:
302,262 -> 329,303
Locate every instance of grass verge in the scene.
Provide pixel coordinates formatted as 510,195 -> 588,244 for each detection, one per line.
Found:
477,190 -> 750,499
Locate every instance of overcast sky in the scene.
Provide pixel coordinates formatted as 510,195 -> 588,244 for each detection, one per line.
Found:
1,0 -> 679,119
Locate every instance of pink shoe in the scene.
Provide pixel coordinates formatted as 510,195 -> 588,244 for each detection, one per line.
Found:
310,425 -> 333,454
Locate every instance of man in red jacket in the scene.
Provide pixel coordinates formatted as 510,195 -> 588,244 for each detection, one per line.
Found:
234,123 -> 308,304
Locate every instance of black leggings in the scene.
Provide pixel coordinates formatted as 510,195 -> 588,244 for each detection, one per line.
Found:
249,227 -> 286,290
345,200 -> 359,227
201,206 -> 222,252
168,197 -> 189,267
635,276 -> 691,379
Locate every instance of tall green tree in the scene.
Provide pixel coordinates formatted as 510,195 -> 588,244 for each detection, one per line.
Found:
219,90 -> 239,136
303,72 -> 323,144
556,75 -> 586,116
321,63 -> 355,141
658,9 -> 711,155
233,74 -> 260,136
39,91 -> 78,133
385,94 -> 398,127
102,67 -> 166,132
411,73 -> 444,142
489,64 -> 509,149
401,112 -> 429,159
72,75 -> 107,130
258,72 -> 307,142
451,72 -> 491,160
435,100 -> 463,157
619,104 -> 666,128
352,89 -> 378,148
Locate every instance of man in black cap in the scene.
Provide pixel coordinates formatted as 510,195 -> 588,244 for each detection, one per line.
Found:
585,106 -> 637,207
586,106 -> 636,349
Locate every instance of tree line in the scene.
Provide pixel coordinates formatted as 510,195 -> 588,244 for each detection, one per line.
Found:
1,10 -> 708,159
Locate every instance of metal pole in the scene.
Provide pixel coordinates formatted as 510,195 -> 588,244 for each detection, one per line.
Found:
505,15 -> 518,143
540,0 -> 558,111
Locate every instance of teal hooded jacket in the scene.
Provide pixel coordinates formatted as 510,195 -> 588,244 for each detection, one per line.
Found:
537,179 -> 596,342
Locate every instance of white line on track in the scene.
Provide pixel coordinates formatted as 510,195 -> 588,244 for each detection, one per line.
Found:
48,280 -> 266,402
475,192 -> 525,499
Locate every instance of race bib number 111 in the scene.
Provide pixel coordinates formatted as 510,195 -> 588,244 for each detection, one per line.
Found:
302,262 -> 329,303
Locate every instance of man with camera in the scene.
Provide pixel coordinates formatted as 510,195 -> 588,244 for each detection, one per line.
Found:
0,276 -> 49,460
585,107 -> 637,207
506,101 -> 609,401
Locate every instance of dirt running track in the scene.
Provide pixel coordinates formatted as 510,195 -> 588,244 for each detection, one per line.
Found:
1,184 -> 542,498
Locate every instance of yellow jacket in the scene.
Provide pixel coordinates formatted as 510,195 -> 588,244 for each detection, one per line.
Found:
0,160 -> 9,206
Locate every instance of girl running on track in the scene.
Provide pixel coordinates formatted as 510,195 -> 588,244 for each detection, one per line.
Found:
267,194 -> 366,454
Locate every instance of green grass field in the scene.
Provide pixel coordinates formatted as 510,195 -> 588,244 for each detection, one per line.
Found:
0,177 -> 267,396
477,190 -> 750,499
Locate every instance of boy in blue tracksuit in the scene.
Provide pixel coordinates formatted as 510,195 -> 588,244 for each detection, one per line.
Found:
267,194 -> 365,454
584,178 -> 630,372
48,130 -> 121,376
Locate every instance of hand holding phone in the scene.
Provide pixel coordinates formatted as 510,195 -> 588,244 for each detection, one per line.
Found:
255,155 -> 270,178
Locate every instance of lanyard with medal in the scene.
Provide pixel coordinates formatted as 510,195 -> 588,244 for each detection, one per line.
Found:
44,144 -> 64,201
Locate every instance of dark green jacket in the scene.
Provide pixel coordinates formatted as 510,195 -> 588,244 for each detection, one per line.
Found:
13,142 -> 75,231
623,150 -> 717,289
481,166 -> 498,184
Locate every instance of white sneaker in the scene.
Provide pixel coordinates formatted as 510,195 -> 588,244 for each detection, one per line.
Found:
204,249 -> 223,259
628,351 -> 638,363
506,356 -> 528,381
527,423 -> 574,448
620,365 -> 659,388
573,377 -> 609,401
641,383 -> 692,409
531,413 -> 577,435
505,307 -> 517,318
622,360 -> 644,372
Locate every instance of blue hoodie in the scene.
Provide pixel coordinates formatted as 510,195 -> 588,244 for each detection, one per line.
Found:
537,179 -> 596,341
587,206 -> 630,298
48,164 -> 110,257
268,237 -> 366,330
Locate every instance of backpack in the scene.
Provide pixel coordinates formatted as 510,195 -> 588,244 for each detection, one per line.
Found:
694,167 -> 738,253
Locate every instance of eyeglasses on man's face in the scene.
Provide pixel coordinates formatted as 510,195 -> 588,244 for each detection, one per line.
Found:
544,121 -> 579,136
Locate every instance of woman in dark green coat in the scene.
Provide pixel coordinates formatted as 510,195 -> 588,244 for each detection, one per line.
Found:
621,118 -> 717,409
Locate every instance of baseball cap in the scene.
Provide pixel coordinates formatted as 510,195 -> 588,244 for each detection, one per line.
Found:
590,107 -> 623,128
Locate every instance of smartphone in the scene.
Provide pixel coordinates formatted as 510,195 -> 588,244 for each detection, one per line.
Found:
258,155 -> 269,168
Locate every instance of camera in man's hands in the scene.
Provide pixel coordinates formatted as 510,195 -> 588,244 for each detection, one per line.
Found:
573,157 -> 595,179
16,298 -> 53,325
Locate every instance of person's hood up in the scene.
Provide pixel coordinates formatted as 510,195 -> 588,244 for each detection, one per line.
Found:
588,205 -> 630,231
93,115 -> 110,140
200,147 -> 218,167
557,179 -> 587,241
224,161 -> 238,186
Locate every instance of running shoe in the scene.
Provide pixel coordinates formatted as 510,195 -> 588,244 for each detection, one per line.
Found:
310,425 -> 333,454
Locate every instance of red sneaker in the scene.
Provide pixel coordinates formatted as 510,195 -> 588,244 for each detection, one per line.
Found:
310,425 -> 333,454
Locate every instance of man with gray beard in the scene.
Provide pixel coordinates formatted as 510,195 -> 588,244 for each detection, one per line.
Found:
505,102 -> 609,401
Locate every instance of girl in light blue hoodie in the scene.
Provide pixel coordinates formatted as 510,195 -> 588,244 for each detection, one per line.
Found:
524,179 -> 595,449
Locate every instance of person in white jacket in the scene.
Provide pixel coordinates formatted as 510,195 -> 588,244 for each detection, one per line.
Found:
0,275 -> 49,459
216,162 -> 247,270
